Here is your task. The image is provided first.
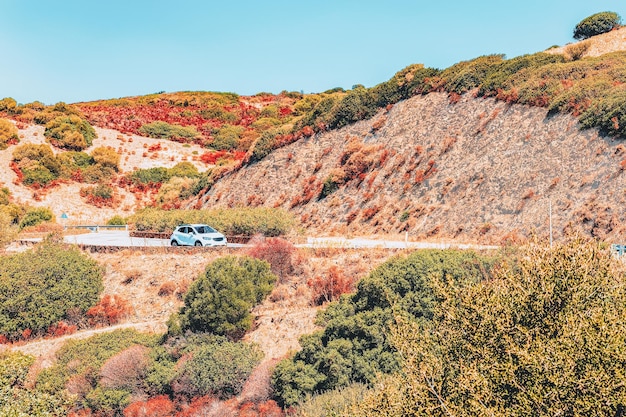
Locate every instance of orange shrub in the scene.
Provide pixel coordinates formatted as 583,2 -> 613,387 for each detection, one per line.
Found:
307,266 -> 355,305
245,237 -> 296,282
47,321 -> 77,337
86,294 -> 131,327
124,395 -> 175,417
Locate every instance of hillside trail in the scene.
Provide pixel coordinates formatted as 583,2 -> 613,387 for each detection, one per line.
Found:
3,320 -> 167,368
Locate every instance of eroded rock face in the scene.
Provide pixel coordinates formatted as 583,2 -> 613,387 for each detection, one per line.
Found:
196,92 -> 626,243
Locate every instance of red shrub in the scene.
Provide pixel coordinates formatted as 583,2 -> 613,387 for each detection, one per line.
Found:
307,266 -> 355,305
47,321 -> 77,337
21,328 -> 32,340
245,237 -> 295,282
147,143 -> 162,152
362,205 -> 380,221
238,400 -> 284,417
346,210 -> 358,225
124,395 -> 175,417
175,396 -> 217,417
86,295 -> 131,327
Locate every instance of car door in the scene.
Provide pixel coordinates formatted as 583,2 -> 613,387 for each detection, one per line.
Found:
181,226 -> 193,245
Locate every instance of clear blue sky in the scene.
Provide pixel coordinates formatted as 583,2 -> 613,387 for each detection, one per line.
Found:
1,0 -> 625,105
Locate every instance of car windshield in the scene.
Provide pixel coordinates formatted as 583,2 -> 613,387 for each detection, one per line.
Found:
194,225 -> 216,234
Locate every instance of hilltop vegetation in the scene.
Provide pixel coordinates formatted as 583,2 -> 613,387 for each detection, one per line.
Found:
1,17 -> 626,227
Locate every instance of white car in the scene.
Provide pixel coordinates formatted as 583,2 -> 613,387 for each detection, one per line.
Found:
170,224 -> 227,247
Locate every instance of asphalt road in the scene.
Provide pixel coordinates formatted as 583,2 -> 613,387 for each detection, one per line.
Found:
41,230 -> 497,250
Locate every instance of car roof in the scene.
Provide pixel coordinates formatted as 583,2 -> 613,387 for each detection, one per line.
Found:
177,224 -> 216,228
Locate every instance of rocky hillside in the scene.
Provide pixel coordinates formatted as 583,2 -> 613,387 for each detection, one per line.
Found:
194,92 -> 626,244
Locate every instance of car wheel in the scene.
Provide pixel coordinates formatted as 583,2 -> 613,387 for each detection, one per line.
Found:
171,240 -> 179,246
194,241 -> 202,247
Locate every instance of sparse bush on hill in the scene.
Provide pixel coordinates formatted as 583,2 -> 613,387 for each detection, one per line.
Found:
579,87 -> 626,137
44,115 -> 96,150
91,146 -> 120,171
0,118 -> 19,150
477,52 -> 565,96
353,237 -> 626,417
127,162 -> 200,188
272,249 -> 496,407
18,206 -> 53,230
0,187 -> 9,206
211,124 -> 246,150
440,54 -> 505,94
0,241 -> 103,340
170,255 -> 276,340
106,215 -> 127,225
138,121 -> 201,142
0,97 -> 17,113
168,161 -> 200,178
12,143 -> 60,186
12,142 -> 117,187
156,176 -> 200,207
573,11 -> 622,40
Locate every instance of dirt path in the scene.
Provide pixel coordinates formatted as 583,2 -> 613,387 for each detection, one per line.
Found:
3,320 -> 167,368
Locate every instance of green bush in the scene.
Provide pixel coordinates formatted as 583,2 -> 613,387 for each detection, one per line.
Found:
0,188 -> 8,206
129,162 -> 200,187
0,241 -> 103,339
478,52 -> 565,96
0,118 -> 18,150
44,115 -> 96,150
106,215 -> 127,226
272,249 -> 496,407
0,212 -> 17,248
127,207 -> 296,236
172,255 -> 277,339
130,167 -> 170,185
199,106 -> 239,123
353,237 -> 626,417
440,54 -> 505,94
168,161 -> 200,178
18,206 -> 54,230
12,144 -> 62,186
0,97 -> 17,113
573,11 -> 622,40
211,124 -> 245,150
293,383 -> 371,417
327,86 -> 378,130
155,176 -> 200,206
91,146 -> 120,171
0,352 -> 69,417
138,121 -> 200,141
0,351 -> 34,388
180,339 -> 263,398
579,87 -> 626,137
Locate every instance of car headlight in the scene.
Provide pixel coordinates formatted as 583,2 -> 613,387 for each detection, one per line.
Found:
202,236 -> 210,240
